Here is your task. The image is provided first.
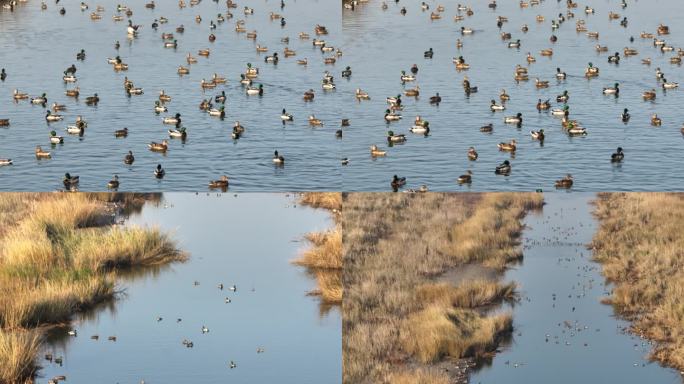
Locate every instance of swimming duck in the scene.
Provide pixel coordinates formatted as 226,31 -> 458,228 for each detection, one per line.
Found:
611,147 -> 624,162
49,131 -> 64,144
662,78 -> 679,89
461,26 -> 474,35
122,150 -> 135,165
387,131 -> 406,143
642,89 -> 657,100
585,62 -> 599,77
498,140 -> 517,152
163,113 -> 182,125
400,71 -> 416,82
355,89 -> 370,100
0,158 -> 13,166
63,173 -> 80,190
303,89 -> 315,101
177,65 -> 190,75
608,52 -> 620,64
107,175 -> 120,189
404,86 -> 420,97
500,89 -> 510,101
114,127 -> 129,137
322,79 -> 336,90
342,66 -> 352,78
265,52 -> 279,63
480,123 -> 494,133
45,111 -> 63,122
126,86 -> 144,95
214,91 -> 226,104
424,48 -> 433,59
556,67 -> 566,79
208,175 -> 229,189
200,79 -> 217,89
565,121 -> 587,135
651,114 -> 662,126
535,78 -> 549,88
468,147 -> 478,160
508,39 -> 521,48
85,93 -> 99,105
154,101 -> 168,113
391,175 -> 406,191
495,160 -> 511,175
246,84 -> 264,96
148,140 -> 169,152
457,170 -> 473,184
429,93 -> 441,104
556,90 -> 569,102
51,102 -> 67,112
35,146 -> 51,159
31,93 -> 48,105
169,126 -> 187,139
531,129 -> 545,140
504,113 -> 522,124
198,49 -> 211,57
308,115 -> 324,126
370,145 -> 386,157
490,100 -> 506,111
409,121 -> 429,134
555,174 -> 573,189
208,106 -> 226,118
0,69 -> 6,81
154,164 -> 165,179
552,105 -> 569,116
621,108 -> 630,122
536,99 -> 551,110
602,83 -> 619,95
384,109 -> 402,121
272,150 -> 285,164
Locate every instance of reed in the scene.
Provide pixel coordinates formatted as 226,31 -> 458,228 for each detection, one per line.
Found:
0,330 -> 42,384
299,192 -> 343,211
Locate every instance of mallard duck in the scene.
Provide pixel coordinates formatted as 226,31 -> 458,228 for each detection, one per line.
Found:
107,175 -> 120,189
500,89 -> 510,101
154,164 -> 165,178
565,122 -> 587,135
611,147 -> 624,162
642,89 -> 657,100
272,150 -> 285,164
535,78 -> 549,88
480,123 -> 494,133
31,93 -> 47,105
540,48 -> 553,57
461,26 -> 474,35
208,175 -> 229,189
552,105 -> 569,116
504,113 -> 522,124
623,47 -> 638,56
457,170 -> 473,184
409,120 -> 429,134
508,39 -> 521,48
603,83 -> 620,95
536,99 -> 550,110
531,129 -> 545,140
45,111 -> 63,122
233,121 -> 245,134
198,49 -> 210,57
35,146 -> 51,159
404,86 -> 420,97
556,90 -> 569,103
387,131 -> 406,143
662,78 -> 679,89
303,89 -> 315,101
148,140 -> 169,152
0,158 -> 13,166
651,114 -> 662,126
429,93 -> 441,104
495,160 -> 511,175
265,52 -> 279,63
607,52 -> 620,64
308,115 -> 323,126
556,67 -> 566,79
322,80 -> 336,90
0,119 -> 9,127
154,101 -> 168,113
63,73 -> 77,83
122,150 -> 135,165
621,108 -> 630,122
342,66 -> 352,78
490,100 -> 505,111
554,174 -> 573,189
200,79 -> 217,89
49,131 -> 64,144
468,147 -> 478,160
390,175 -> 406,190
355,89 -> 370,100
208,106 -> 226,118
384,109 -> 402,121
51,102 -> 67,112
177,66 -> 190,75
239,74 -> 253,86
585,63 -> 599,77
127,86 -> 144,95
400,71 -> 415,82
115,127 -> 128,137
280,109 -> 293,121
169,127 -> 187,139
246,84 -> 264,95
214,91 -> 226,104
370,145 -> 386,157
63,173 -> 79,190
85,93 -> 99,105
498,140 -> 517,152
163,113 -> 181,125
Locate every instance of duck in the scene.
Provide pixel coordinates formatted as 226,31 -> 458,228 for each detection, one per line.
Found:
400,71 -> 416,82
508,39 -> 521,48
555,174 -> 573,188
384,109 -> 402,121
107,175 -> 120,189
63,73 -> 77,83
556,67 -> 566,79
45,111 -> 63,122
370,145 -> 386,157
265,52 -> 279,63
31,93 -> 48,105
342,66 -> 352,78
12,89 -> 29,100
148,140 -> 169,152
642,89 -> 657,100
531,129 -> 545,140
495,160 -> 512,175
272,150 -> 285,164
603,83 -> 620,95
490,100 -> 506,111
85,93 -> 99,105
0,68 -> 6,82
387,131 -> 406,143
49,131 -> 64,144
239,74 -> 252,86
499,89 -> 510,101
535,78 -> 549,88
154,164 -> 165,178
126,86 -> 143,95
208,175 -> 229,189
404,86 -> 420,97
303,89 -> 315,101
187,53 -> 198,63
355,89 -> 370,100
552,106 -> 569,116
200,79 -> 217,89
457,170 -> 473,184
63,173 -> 80,190
480,123 -> 494,133
163,113 -> 182,125
565,121 -> 587,135
611,147 -> 625,162
409,121 -> 429,134
35,146 -> 51,159
585,62 -> 599,77
608,52 -> 620,64
322,80 -> 336,90
556,90 -> 569,103
280,109 -> 293,121
51,102 -> 67,112
536,99 -> 551,110
504,113 -> 522,124
169,127 -> 187,139
461,26 -> 474,35
390,175 -> 406,190
64,87 -> 80,98
651,114 -> 662,126
429,93 -> 441,104
121,150 -> 135,165
424,47 -> 434,58
177,66 -> 190,75
498,139 -> 517,152
114,127 -> 129,137
308,115 -> 323,126
246,84 -> 264,96
662,78 -> 679,89
467,147 -> 478,160
208,106 -> 226,118
0,158 -> 13,166
154,101 -> 168,113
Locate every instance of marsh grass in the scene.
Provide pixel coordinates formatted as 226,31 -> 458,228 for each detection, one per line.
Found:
0,329 -> 42,384
592,193 -> 684,371
0,193 -> 184,382
343,193 -> 541,384
299,192 -> 342,211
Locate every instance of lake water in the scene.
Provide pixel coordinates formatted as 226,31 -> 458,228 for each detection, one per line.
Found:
39,193 -> 341,383
469,193 -> 680,383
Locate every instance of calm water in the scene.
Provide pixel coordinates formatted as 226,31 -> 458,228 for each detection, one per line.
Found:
39,194 -> 341,383
0,0 -> 342,191
470,193 -> 680,383
341,0 -> 684,191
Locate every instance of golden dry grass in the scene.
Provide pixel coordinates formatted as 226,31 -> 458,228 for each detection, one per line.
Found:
0,193 -> 184,382
299,192 -> 343,211
592,193 -> 684,371
0,330 -> 42,384
343,193 -> 542,384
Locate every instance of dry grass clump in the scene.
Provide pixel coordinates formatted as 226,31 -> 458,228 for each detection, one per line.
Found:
343,193 -> 541,384
592,192 -> 684,371
294,231 -> 342,270
0,193 -> 183,382
0,329 -> 42,384
299,192 -> 342,211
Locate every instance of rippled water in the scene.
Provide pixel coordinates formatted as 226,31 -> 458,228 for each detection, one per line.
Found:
0,0 -> 342,191
39,194 -> 341,383
340,0 -> 684,191
470,193 -> 680,383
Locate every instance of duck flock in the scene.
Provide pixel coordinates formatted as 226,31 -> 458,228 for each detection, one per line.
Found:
1,0 -> 683,191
